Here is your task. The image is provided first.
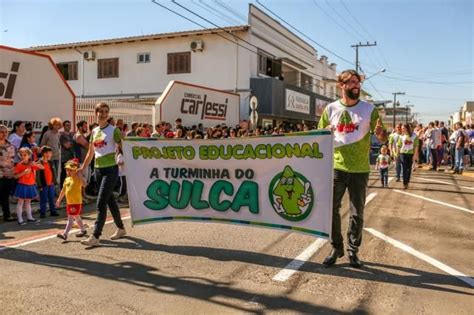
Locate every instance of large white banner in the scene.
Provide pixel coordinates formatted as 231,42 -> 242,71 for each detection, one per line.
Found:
123,131 -> 333,238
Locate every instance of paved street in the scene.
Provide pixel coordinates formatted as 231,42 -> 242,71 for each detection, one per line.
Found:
0,167 -> 473,314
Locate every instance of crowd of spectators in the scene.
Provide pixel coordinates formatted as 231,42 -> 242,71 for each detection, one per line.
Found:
1,116 -> 472,224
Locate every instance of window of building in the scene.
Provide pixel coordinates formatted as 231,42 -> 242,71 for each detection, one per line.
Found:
56,62 -> 78,81
167,52 -> 191,74
258,53 -> 268,75
257,50 -> 280,77
137,53 -> 151,63
98,58 -> 119,79
301,72 -> 313,92
315,79 -> 321,93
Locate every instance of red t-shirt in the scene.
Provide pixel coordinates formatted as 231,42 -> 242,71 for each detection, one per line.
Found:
43,162 -> 53,186
15,163 -> 40,185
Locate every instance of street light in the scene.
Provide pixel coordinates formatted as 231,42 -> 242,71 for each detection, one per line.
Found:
364,68 -> 386,81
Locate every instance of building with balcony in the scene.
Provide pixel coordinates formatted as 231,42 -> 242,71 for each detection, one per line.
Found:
29,4 -> 337,128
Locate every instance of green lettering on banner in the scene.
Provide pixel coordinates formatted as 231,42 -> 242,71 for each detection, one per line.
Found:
169,180 -> 192,209
254,144 -> 268,159
209,180 -> 233,211
232,144 -> 244,160
208,145 -> 219,160
272,144 -> 286,158
199,145 -> 208,160
191,180 -> 209,209
219,145 -> 233,160
144,180 -> 169,210
134,142 -> 323,161
231,181 -> 259,214
312,142 -> 323,158
243,145 -> 256,159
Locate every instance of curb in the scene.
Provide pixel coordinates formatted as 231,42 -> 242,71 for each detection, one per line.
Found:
1,196 -> 129,221
419,165 -> 473,177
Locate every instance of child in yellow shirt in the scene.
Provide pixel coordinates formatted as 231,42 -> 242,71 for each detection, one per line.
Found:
56,159 -> 87,241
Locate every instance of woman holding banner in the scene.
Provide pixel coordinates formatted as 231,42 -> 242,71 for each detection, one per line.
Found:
78,102 -> 126,247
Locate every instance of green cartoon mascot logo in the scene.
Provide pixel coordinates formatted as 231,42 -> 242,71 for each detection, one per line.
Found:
269,166 -> 314,221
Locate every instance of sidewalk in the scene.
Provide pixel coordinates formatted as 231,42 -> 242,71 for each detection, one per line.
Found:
1,193 -> 128,221
418,164 -> 474,177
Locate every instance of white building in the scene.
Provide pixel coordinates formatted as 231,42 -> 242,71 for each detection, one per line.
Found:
29,4 -> 337,127
450,101 -> 474,127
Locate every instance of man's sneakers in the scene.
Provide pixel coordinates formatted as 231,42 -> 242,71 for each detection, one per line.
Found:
322,249 -> 344,267
79,228 -> 126,246
110,228 -> 127,240
81,235 -> 100,247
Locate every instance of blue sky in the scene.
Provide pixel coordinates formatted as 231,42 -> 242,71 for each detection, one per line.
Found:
1,0 -> 472,124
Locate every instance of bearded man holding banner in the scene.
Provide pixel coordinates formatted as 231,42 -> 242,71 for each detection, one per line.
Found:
318,70 -> 387,268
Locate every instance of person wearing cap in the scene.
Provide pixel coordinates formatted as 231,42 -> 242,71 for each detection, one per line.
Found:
56,158 -> 88,241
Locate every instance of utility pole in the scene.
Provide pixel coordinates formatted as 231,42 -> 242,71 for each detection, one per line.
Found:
392,92 -> 405,130
351,41 -> 377,72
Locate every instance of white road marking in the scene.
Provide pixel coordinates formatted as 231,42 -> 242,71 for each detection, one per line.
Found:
415,176 -> 474,191
393,190 -> 474,214
0,215 -> 131,252
273,238 -> 327,282
273,192 -> 379,282
365,192 -> 378,206
365,228 -> 474,288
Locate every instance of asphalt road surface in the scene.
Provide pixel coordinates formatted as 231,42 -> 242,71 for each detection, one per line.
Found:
0,168 -> 473,314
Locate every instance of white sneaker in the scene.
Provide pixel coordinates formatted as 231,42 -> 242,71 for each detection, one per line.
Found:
110,228 -> 127,240
81,235 -> 100,247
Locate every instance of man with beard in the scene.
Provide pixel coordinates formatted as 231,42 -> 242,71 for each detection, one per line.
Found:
318,70 -> 387,268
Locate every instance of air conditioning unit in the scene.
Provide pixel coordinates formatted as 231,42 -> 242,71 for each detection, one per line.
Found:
190,40 -> 204,52
83,50 -> 96,61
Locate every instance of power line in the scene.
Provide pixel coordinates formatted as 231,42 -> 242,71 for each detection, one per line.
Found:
323,0 -> 367,41
359,66 -> 385,100
379,74 -> 473,85
336,0 -> 401,92
151,1 -> 333,82
312,0 -> 361,41
387,69 -> 474,79
172,0 -> 318,71
339,0 -> 375,43
375,90 -> 467,102
172,0 -> 260,51
213,0 -> 248,23
255,0 -> 354,67
191,0 -> 241,25
151,0 -> 257,55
